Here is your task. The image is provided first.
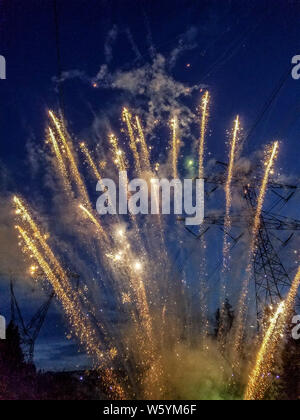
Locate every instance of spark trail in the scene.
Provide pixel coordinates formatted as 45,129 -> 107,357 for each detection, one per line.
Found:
80,142 -> 102,181
244,301 -> 285,400
252,142 -> 279,243
49,127 -> 157,393
79,141 -> 118,217
14,196 -> 67,282
233,141 -> 279,354
14,196 -> 108,340
107,232 -> 163,398
245,264 -> 300,400
136,116 -> 151,173
48,127 -> 72,194
16,224 -> 125,399
109,134 -> 127,172
219,116 -> 240,342
109,130 -> 145,254
198,91 -> 210,179
123,108 -> 141,175
79,204 -> 108,241
171,117 -> 179,179
49,110 -> 90,207
197,92 -> 210,342
78,131 -> 160,390
13,98 -> 296,400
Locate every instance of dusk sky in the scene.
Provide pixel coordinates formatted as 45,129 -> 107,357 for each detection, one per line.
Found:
1,0 -> 300,371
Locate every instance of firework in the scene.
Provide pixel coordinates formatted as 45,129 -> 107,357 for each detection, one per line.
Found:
198,91 -> 210,179
252,142 -> 279,241
224,116 -> 240,243
135,116 -> 151,173
49,110 -> 90,207
123,108 -> 141,175
244,301 -> 285,400
79,204 -> 108,241
170,116 -> 179,179
245,262 -> 300,400
13,196 -> 66,282
68,152 -> 161,397
109,133 -> 127,172
13,96 -> 298,401
48,127 -> 72,194
108,229 -> 164,398
15,224 -> 125,399
233,141 -> 279,355
219,116 -> 240,343
196,92 -> 211,342
80,142 -> 102,181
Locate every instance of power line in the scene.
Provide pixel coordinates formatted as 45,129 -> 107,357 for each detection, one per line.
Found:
53,0 -> 65,116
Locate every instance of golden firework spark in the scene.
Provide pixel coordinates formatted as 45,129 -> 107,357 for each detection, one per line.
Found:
13,196 -> 66,280
15,220 -> 124,398
244,301 -> 285,400
123,108 -> 141,174
13,99 -> 292,400
199,91 -> 210,179
225,116 -> 240,231
219,116 -> 240,342
49,110 -> 90,207
196,92 -> 210,343
15,226 -> 125,394
79,142 -> 117,216
135,116 -> 151,172
195,92 -> 211,342
170,116 -> 179,179
48,127 -> 72,193
233,141 -> 279,354
245,263 -> 300,400
253,142 -> 279,239
79,204 -> 108,241
109,133 -> 127,172
80,142 -> 102,181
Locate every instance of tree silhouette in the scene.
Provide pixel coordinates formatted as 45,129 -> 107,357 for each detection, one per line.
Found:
214,298 -> 235,339
1,321 -> 24,369
279,329 -> 300,400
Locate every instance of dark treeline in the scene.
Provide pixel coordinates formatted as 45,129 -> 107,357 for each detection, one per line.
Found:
0,321 -> 106,400
0,313 -> 299,400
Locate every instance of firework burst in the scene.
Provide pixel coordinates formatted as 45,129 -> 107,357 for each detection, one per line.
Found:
12,98 -> 299,400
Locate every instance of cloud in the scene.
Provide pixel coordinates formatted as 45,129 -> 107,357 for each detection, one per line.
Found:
126,27 -> 143,62
52,70 -> 88,87
169,26 -> 198,69
0,194 -> 27,279
35,339 -> 90,371
52,27 -> 206,139
160,340 -> 244,400
89,25 -> 204,139
105,25 -> 118,63
94,53 -> 205,138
